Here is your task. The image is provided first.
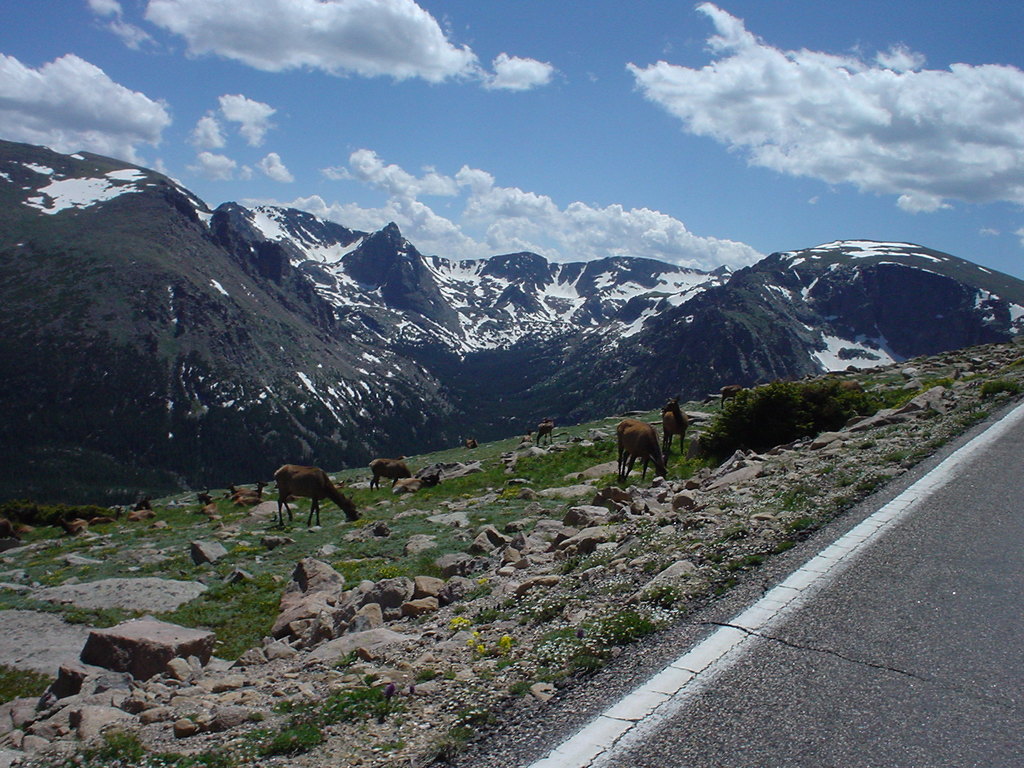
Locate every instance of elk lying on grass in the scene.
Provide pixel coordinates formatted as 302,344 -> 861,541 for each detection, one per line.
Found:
617,418 -> 668,484
231,481 -> 266,506
0,518 -> 19,540
369,458 -> 412,490
274,464 -> 359,528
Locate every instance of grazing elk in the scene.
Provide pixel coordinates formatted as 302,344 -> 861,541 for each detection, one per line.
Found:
616,418 -> 668,484
369,458 -> 412,490
536,418 -> 555,446
661,397 -> 690,456
273,464 -> 359,528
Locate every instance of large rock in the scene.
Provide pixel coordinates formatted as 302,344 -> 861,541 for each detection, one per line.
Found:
360,578 -> 414,610
306,629 -> 421,663
80,619 -> 215,680
557,525 -> 620,555
272,561 -> 356,643
539,484 -> 593,499
34,578 -> 207,613
0,611 -> 92,674
189,540 -> 228,565
563,505 -> 610,527
69,705 -> 134,740
290,558 -> 344,593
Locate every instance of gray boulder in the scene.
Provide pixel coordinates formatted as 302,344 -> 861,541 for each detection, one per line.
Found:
80,618 -> 215,680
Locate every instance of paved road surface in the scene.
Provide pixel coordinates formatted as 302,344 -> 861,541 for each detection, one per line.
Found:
529,401 -> 1024,768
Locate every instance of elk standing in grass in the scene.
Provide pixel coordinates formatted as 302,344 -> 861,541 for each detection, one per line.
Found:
273,464 -> 359,528
661,398 -> 690,456
617,418 -> 668,484
720,384 -> 743,401
369,458 -> 412,490
536,418 -> 555,446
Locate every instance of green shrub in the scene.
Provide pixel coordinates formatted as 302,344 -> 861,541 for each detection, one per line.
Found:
981,379 -> 1021,398
702,379 -> 878,457
256,721 -> 324,757
0,499 -> 114,528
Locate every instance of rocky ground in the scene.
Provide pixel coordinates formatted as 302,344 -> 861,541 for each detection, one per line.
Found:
1,340 -> 1023,768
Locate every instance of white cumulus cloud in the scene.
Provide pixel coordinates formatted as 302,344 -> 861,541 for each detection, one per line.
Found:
285,150 -> 762,268
327,148 -> 459,197
485,53 -> 556,91
145,0 -> 479,83
258,152 -> 294,183
190,114 -> 225,149
189,151 -> 238,180
87,0 -> 123,15
218,94 -> 276,146
628,2 -> 1024,212
87,0 -> 153,49
0,53 -> 169,162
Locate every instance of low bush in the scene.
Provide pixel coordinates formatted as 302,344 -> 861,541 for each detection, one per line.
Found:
702,379 -> 878,458
980,378 -> 1021,398
0,499 -> 113,528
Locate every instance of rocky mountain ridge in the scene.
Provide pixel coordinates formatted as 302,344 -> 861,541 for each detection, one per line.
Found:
2,138 -> 1023,502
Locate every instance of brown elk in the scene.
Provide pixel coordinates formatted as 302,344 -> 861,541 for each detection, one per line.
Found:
0,518 -> 19,540
59,517 -> 89,536
617,418 -> 668,484
273,464 -> 359,528
464,438 -> 478,449
536,418 -> 555,446
720,384 -> 743,401
661,397 -> 689,456
231,481 -> 266,506
369,458 -> 412,489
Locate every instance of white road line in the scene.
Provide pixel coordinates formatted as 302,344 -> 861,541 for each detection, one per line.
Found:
526,400 -> 1024,768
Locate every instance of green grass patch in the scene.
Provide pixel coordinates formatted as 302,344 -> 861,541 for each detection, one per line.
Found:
981,378 -> 1021,398
159,573 -> 280,660
0,664 -> 53,704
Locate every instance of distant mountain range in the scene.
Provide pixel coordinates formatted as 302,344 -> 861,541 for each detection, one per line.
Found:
2,138 -> 1022,503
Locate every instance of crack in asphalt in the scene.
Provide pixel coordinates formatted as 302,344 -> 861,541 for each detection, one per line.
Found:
706,620 -> 1021,713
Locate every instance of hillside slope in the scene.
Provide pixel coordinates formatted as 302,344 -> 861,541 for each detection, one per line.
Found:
2,139 -> 1023,502
1,339 -> 1022,768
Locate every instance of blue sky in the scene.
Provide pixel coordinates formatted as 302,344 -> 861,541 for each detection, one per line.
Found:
3,1 -> 1024,278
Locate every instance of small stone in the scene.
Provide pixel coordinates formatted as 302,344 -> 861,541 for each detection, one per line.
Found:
173,718 -> 201,738
401,597 -> 439,617
515,575 -> 560,597
529,682 -> 556,702
412,575 -> 445,599
139,706 -> 173,725
165,657 -> 192,682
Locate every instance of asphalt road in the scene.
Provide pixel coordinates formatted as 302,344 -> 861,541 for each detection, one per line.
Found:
605,404 -> 1024,767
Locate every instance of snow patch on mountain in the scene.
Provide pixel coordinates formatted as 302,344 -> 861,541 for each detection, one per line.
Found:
812,334 -> 897,371
23,168 -> 149,215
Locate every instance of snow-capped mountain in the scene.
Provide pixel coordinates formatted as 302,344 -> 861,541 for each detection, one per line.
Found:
2,139 -> 1023,502
222,205 -> 728,354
